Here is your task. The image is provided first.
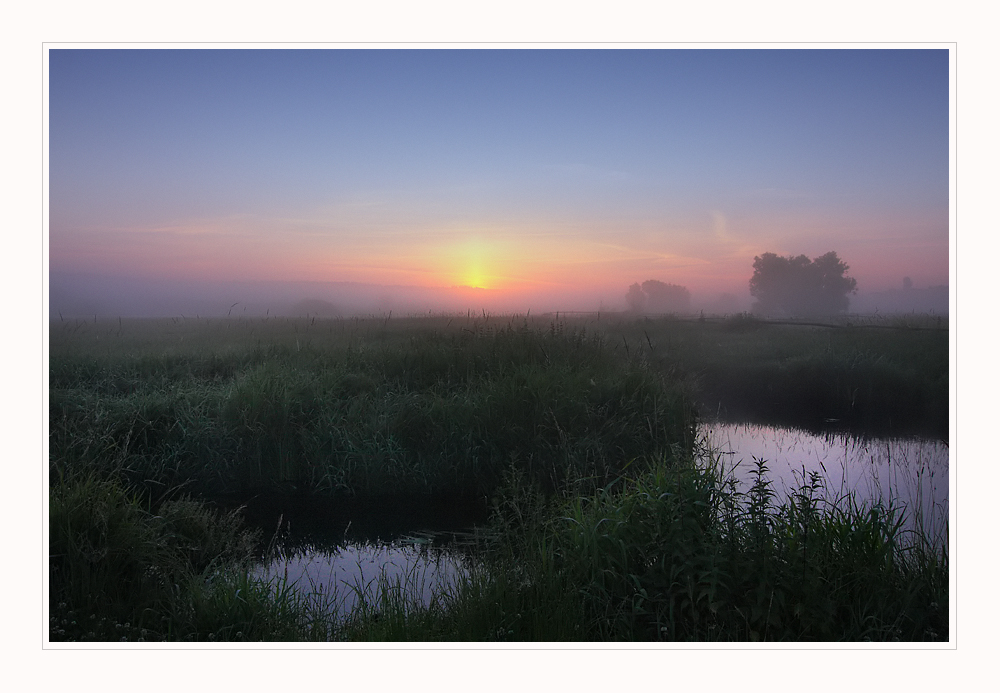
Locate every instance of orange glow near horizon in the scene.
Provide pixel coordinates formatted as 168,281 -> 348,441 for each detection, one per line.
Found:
48,210 -> 949,304
49,49 -> 950,318
48,221 -> 760,298
424,235 -> 528,291
454,237 -> 492,289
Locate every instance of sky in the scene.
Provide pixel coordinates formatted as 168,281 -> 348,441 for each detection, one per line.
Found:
48,47 -> 950,314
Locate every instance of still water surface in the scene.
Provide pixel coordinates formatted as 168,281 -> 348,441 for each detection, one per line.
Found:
253,422 -> 949,618
255,535 -> 470,618
702,422 -> 949,544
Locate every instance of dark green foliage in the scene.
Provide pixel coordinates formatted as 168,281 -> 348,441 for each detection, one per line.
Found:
626,280 -> 692,313
332,456 -> 947,643
405,457 -> 948,642
47,471 -> 322,642
48,314 -> 947,642
49,473 -> 174,632
750,251 -> 857,316
50,318 -> 695,500
609,317 -> 948,439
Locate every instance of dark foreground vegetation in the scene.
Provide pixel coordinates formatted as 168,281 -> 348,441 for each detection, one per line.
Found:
610,311 -> 948,439
49,313 -> 948,642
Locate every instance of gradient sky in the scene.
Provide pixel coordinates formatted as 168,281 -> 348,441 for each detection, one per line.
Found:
48,48 -> 950,308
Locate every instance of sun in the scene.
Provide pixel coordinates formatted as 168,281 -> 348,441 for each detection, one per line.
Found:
447,236 -> 495,289
464,264 -> 489,289
433,234 -> 520,290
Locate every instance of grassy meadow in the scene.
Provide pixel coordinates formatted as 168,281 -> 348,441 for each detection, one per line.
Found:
48,312 -> 949,642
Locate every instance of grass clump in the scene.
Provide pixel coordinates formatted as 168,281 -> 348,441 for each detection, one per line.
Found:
50,319 -> 695,502
338,454 -> 947,642
607,316 -> 947,438
48,314 -> 947,642
48,470 -> 328,642
515,456 -> 947,641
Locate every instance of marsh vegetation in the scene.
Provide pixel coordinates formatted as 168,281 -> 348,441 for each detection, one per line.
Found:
48,312 -> 948,642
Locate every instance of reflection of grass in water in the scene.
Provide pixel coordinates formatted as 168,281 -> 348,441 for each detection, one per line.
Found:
48,471 -> 333,642
332,452 -> 947,642
701,424 -> 948,551
341,550 -> 455,632
606,314 -> 947,438
49,314 -> 947,641
859,438 -> 949,552
803,435 -> 949,552
257,540 -> 469,625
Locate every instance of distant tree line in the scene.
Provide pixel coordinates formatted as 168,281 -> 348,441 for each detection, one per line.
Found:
625,280 -> 691,313
624,252 -> 856,318
749,251 -> 857,317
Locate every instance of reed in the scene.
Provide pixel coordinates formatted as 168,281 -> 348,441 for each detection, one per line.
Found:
605,315 -> 947,438
335,452 -> 947,642
50,319 -> 696,502
49,313 -> 947,641
48,469 -> 326,642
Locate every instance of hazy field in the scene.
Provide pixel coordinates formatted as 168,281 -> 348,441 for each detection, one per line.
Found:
48,313 -> 949,642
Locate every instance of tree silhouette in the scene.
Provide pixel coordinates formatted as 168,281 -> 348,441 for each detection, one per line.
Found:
625,280 -> 691,313
625,283 -> 646,312
749,251 -> 857,316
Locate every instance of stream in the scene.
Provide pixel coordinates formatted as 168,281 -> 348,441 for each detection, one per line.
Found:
248,422 -> 949,619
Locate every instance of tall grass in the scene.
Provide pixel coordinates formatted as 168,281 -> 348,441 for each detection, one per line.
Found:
50,316 -> 696,641
606,315 -> 948,438
48,469 -> 336,641
51,318 -> 695,501
49,314 -> 947,641
335,452 -> 947,642
48,436 -> 947,642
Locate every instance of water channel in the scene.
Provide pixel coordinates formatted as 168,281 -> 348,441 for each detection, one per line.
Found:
253,534 -> 473,618
249,422 -> 949,620
700,422 -> 949,545
245,494 -> 479,619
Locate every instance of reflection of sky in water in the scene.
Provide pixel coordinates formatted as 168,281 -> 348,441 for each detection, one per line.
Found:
255,423 -> 949,619
255,540 -> 468,619
701,422 -> 949,544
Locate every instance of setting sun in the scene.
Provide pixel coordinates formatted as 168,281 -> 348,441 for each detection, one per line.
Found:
48,48 -> 949,317
43,44 -> 953,647
443,236 -> 498,289
464,266 -> 488,289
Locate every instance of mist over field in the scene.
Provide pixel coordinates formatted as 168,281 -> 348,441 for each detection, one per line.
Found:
48,271 -> 948,319
48,272 -> 616,318
44,41 -> 954,648
48,49 -> 949,323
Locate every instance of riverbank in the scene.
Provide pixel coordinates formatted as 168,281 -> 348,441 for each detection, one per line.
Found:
48,314 -> 949,641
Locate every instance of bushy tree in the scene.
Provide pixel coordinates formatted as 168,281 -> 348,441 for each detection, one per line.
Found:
625,283 -> 646,312
749,251 -> 857,316
625,280 -> 691,313
642,280 -> 691,313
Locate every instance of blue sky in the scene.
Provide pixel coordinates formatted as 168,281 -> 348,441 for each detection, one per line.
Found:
48,48 -> 950,309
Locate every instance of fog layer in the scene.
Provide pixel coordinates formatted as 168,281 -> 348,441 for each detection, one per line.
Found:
48,273 -> 949,319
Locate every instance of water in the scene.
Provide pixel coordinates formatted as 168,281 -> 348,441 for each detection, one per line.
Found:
237,495 -> 482,620
255,533 -> 471,618
701,421 -> 949,545
248,423 -> 949,619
